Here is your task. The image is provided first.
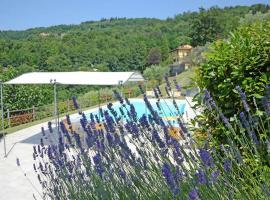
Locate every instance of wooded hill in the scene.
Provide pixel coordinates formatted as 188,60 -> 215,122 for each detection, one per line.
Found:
1,4 -> 269,73
0,4 -> 269,111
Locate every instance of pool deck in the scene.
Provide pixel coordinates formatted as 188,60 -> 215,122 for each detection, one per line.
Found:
0,97 -> 196,200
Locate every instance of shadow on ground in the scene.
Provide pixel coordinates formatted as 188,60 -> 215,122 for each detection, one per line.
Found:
20,128 -> 60,145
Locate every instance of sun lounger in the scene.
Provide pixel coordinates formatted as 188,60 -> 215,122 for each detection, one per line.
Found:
146,90 -> 155,97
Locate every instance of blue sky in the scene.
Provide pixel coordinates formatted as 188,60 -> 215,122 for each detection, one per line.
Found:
0,0 -> 269,30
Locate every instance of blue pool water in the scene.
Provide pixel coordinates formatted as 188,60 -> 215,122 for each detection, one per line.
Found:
84,99 -> 186,124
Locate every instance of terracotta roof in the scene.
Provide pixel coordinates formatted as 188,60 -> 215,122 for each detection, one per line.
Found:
176,44 -> 193,50
170,44 -> 193,52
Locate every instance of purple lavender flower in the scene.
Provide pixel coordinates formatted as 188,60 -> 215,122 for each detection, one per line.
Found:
99,108 -> 104,118
173,78 -> 181,92
130,104 -> 137,121
74,132 -> 83,151
239,112 -> 259,145
177,118 -> 187,137
72,96 -> 79,110
93,153 -> 101,165
37,174 -> 41,183
131,122 -> 140,135
223,159 -> 231,172
236,86 -> 250,112
119,107 -> 125,116
40,138 -> 44,147
195,168 -> 207,184
48,121 -> 53,133
96,139 -> 105,153
16,158 -> 20,167
164,74 -> 171,91
106,133 -> 114,147
66,114 -> 71,125
33,163 -> 37,172
211,169 -> 220,182
138,84 -> 145,94
94,114 -> 100,124
162,163 -> 180,196
89,113 -> 95,123
199,149 -> 214,168
172,99 -> 179,112
153,88 -> 159,99
113,90 -> 124,104
204,89 -> 211,101
41,127 -> 46,136
119,169 -> 126,180
80,118 -> 87,130
220,112 -> 232,130
156,101 -> 161,111
152,128 -> 165,148
156,86 -> 163,97
189,188 -> 199,200
139,114 -> 150,129
33,146 -> 37,155
104,111 -> 116,133
93,153 -> 104,177
261,96 -> 270,116
173,166 -> 183,183
165,86 -> 171,97
125,97 -> 131,105
203,90 -> 218,110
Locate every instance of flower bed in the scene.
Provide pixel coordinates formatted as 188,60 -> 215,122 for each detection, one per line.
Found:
30,76 -> 270,199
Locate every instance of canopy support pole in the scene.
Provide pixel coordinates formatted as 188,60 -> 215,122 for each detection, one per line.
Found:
52,80 -> 59,135
1,81 -> 6,157
98,89 -> 101,119
118,80 -> 123,98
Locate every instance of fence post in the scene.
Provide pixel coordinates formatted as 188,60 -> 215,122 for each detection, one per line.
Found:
7,109 -> 10,128
32,106 -> 35,121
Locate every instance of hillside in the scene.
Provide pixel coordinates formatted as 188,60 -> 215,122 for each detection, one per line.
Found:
0,3 -> 269,111
0,4 -> 269,73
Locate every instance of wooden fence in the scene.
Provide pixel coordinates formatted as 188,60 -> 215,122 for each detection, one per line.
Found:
0,89 -> 140,130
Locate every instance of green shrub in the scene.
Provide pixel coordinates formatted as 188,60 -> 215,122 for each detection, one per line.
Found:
197,21 -> 270,117
143,65 -> 169,84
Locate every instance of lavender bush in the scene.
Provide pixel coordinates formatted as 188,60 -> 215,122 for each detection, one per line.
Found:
32,77 -> 270,199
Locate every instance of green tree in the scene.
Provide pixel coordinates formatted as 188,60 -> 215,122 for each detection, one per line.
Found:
143,65 -> 169,84
0,66 -> 52,111
46,54 -> 71,71
146,48 -> 162,66
190,7 -> 223,46
239,10 -> 270,25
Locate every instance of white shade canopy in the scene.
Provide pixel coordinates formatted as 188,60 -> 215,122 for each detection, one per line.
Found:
5,71 -> 144,85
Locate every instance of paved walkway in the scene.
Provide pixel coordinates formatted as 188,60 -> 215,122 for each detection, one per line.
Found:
0,122 -> 48,200
0,98 -> 197,200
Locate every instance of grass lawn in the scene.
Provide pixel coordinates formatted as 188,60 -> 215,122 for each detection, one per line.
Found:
159,67 -> 196,96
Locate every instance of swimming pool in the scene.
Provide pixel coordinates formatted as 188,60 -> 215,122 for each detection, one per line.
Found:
79,99 -> 186,124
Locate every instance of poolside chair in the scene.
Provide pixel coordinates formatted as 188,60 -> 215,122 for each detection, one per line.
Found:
173,91 -> 181,98
168,126 -> 184,140
62,119 -> 77,133
146,90 -> 155,97
94,122 -> 106,131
